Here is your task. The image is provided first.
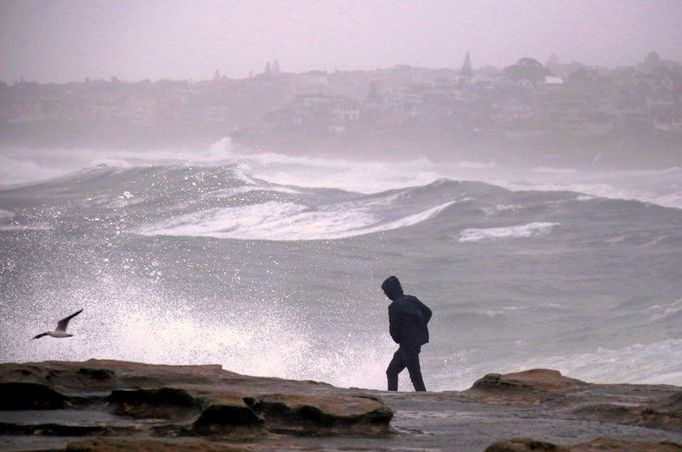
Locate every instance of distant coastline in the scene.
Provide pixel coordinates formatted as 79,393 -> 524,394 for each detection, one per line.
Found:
2,51 -> 681,169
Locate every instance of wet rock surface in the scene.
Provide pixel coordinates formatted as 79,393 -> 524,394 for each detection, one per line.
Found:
468,369 -> 586,404
0,362 -> 681,450
485,437 -> 682,452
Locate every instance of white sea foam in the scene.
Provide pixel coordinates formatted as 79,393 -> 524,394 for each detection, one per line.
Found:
639,298 -> 682,322
82,193 -> 144,209
480,204 -> 521,215
502,166 -> 682,209
222,155 -> 442,194
3,274 -> 394,390
519,339 -> 682,386
531,166 -> 578,175
0,153 -> 71,186
0,223 -> 51,232
0,209 -> 14,220
458,222 -> 559,242
207,185 -> 300,198
138,200 -> 454,241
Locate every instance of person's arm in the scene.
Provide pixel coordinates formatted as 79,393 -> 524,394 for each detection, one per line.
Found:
388,305 -> 401,344
414,297 -> 432,324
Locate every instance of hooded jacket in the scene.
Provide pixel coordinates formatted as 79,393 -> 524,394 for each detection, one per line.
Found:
382,276 -> 432,346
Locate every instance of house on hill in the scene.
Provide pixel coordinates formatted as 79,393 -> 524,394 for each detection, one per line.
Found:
504,58 -> 553,85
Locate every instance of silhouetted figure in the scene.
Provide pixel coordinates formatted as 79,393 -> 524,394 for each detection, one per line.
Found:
382,276 -> 431,391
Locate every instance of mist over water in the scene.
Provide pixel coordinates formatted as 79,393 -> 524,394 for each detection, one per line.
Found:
1,139 -> 681,391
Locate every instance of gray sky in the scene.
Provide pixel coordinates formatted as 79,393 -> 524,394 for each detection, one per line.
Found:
1,0 -> 681,83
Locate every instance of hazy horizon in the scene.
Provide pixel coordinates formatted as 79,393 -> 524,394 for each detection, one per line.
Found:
2,0 -> 682,83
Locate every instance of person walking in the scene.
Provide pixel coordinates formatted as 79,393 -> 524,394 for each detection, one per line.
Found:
381,275 -> 432,392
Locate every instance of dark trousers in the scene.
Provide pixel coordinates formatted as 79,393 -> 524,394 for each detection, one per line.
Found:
386,345 -> 426,391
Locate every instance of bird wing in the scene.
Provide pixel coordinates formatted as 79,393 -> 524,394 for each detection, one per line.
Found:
56,309 -> 83,332
32,332 -> 48,340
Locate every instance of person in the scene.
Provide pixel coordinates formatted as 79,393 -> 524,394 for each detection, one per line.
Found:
381,275 -> 432,392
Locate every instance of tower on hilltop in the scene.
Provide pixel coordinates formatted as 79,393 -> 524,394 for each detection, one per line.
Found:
461,52 -> 473,80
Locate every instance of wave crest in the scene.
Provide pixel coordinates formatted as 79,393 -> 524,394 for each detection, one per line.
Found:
137,199 -> 455,241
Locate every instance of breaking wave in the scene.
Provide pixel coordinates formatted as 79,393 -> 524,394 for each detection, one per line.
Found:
3,140 -> 681,208
137,200 -> 456,241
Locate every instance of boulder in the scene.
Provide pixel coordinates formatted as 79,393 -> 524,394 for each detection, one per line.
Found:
0,382 -> 69,410
246,393 -> 393,435
106,387 -> 201,419
485,437 -> 567,451
192,391 -> 264,436
486,437 -> 682,452
468,369 -> 585,404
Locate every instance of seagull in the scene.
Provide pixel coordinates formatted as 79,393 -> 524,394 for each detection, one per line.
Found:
32,309 -> 83,340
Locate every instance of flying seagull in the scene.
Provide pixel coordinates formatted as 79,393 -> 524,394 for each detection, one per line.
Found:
32,309 -> 83,340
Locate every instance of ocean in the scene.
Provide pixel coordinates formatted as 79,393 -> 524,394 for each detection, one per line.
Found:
1,141 -> 681,391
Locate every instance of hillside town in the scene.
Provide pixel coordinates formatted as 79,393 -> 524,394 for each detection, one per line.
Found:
1,51 -> 681,155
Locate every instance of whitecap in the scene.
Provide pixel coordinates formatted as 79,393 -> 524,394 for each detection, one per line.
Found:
0,209 -> 14,220
531,166 -> 578,175
137,200 -> 454,241
458,222 -> 558,242
480,204 -> 521,215
82,194 -> 144,209
637,298 -> 682,322
207,185 -> 300,198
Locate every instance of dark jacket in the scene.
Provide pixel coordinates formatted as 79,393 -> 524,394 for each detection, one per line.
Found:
382,276 -> 432,346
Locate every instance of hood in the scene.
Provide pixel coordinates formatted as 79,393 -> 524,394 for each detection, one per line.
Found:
381,276 -> 403,301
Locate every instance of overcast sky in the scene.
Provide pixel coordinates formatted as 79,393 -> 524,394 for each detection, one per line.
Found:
1,0 -> 681,83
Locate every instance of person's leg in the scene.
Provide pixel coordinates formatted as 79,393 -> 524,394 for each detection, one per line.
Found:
386,348 -> 406,391
402,345 -> 426,391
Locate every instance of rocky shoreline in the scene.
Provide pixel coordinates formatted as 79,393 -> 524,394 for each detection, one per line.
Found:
0,361 -> 681,451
